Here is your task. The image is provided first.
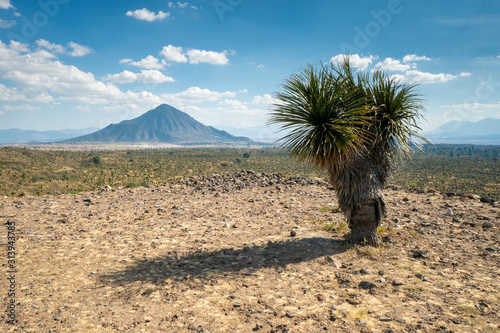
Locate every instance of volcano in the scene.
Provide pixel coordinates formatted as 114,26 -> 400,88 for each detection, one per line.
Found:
64,104 -> 252,144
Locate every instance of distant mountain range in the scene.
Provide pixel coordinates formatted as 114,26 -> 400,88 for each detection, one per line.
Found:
423,118 -> 500,144
64,104 -> 253,144
0,127 -> 99,143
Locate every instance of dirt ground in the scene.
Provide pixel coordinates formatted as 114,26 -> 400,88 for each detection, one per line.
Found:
1,171 -> 499,332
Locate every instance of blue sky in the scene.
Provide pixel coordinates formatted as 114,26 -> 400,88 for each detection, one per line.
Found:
0,0 -> 499,141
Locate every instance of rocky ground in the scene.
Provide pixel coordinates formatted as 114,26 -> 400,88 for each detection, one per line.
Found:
1,170 -> 499,332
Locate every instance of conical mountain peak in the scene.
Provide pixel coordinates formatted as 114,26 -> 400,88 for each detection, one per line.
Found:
65,104 -> 252,144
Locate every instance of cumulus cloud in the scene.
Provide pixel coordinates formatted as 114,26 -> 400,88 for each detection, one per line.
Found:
374,58 -> 411,72
126,8 -> 170,22
168,2 -> 190,9
36,39 -> 66,54
0,40 -> 161,106
391,70 -> 471,84
8,40 -> 29,53
0,83 -> 51,103
159,45 -> 230,65
331,54 -> 377,70
129,55 -> 166,69
2,104 -> 41,112
0,18 -> 15,28
68,42 -> 92,57
160,87 -> 236,105
160,45 -> 188,63
252,94 -> 278,106
104,70 -> 174,84
218,99 -> 248,109
403,54 -> 431,63
187,49 -> 229,65
440,102 -> 500,110
119,58 -> 133,64
0,0 -> 14,10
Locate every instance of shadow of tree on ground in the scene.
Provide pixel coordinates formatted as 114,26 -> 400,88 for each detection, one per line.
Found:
100,237 -> 347,287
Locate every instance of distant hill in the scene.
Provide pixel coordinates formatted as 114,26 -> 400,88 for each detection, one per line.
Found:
64,104 -> 253,144
0,128 -> 99,143
423,118 -> 500,144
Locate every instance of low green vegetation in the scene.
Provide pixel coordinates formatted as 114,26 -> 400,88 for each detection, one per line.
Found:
392,144 -> 499,199
0,145 -> 498,199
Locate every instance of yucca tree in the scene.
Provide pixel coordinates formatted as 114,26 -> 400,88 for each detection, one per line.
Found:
268,58 -> 426,246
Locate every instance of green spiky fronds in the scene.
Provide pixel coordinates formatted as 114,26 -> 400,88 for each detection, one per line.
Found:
268,57 -> 427,225
268,63 -> 370,172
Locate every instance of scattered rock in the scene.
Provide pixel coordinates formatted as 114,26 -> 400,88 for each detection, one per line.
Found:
382,236 -> 395,243
412,249 -> 429,258
253,323 -> 263,331
445,208 -> 453,216
360,268 -> 370,275
392,279 -> 404,286
379,317 -> 392,322
357,320 -> 367,326
482,222 -> 494,229
358,281 -> 376,290
290,230 -> 297,237
480,196 -> 495,204
325,256 -> 341,267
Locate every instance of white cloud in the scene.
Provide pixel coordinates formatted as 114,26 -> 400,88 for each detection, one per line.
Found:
138,70 -> 174,83
2,104 -> 41,112
0,18 -> 15,28
181,105 -> 269,129
160,87 -> 236,105
375,57 -> 411,72
103,70 -> 139,84
440,102 -> 500,110
68,42 -> 92,57
168,2 -> 192,9
119,58 -> 133,64
249,62 -> 265,69
126,8 -> 170,22
331,54 -> 377,70
218,99 -> 248,109
252,94 -> 278,106
129,55 -> 166,69
0,40 -> 161,106
104,70 -> 174,84
160,45 -> 188,63
0,83 -> 53,103
391,70 -> 471,84
187,49 -> 229,65
0,0 -> 14,10
403,54 -> 431,63
9,40 -> 29,53
36,39 -> 66,54
30,49 -> 57,59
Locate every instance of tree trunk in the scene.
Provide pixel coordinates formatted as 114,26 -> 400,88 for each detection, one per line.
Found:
347,196 -> 385,246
